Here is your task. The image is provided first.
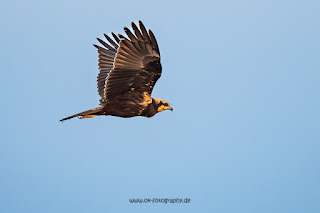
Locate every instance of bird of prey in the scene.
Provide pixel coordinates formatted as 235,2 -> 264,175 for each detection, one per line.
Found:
60,21 -> 172,122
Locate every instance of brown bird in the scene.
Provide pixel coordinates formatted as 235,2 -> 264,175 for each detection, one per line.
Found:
60,21 -> 172,122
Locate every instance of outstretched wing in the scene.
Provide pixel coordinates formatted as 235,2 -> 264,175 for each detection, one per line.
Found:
102,21 -> 161,104
94,33 -> 120,99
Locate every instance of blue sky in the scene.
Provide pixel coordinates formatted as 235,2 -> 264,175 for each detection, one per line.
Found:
1,0 -> 319,212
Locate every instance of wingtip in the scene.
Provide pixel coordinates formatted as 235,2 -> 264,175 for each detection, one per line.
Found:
139,20 -> 145,27
118,34 -> 126,39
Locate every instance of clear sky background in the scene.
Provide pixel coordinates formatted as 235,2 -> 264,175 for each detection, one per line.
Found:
1,0 -> 319,212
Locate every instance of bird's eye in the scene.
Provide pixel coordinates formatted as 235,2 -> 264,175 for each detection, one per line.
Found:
164,103 -> 168,106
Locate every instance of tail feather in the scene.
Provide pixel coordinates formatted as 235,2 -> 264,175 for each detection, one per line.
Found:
60,107 -> 104,122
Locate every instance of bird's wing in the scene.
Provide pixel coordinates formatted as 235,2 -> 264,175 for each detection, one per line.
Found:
101,21 -> 161,104
94,33 -> 120,99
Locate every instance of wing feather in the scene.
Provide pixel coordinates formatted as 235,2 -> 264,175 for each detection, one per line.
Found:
94,34 -> 119,98
112,33 -> 120,43
139,20 -> 152,45
131,22 -> 144,41
124,27 -> 138,42
118,34 -> 127,39
104,34 -> 119,49
97,38 -> 117,53
121,39 -> 144,56
148,30 -> 160,57
102,21 -> 161,103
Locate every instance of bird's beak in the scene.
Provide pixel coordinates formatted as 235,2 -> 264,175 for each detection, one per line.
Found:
169,106 -> 173,111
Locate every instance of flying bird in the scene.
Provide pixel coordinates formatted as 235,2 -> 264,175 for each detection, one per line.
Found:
60,21 -> 172,122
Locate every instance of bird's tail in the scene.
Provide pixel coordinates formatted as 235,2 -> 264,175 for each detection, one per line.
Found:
60,106 -> 104,122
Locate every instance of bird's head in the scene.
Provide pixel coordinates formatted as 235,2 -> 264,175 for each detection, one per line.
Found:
153,98 -> 173,112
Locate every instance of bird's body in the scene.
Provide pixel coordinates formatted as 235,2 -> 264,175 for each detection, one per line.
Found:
60,21 -> 172,122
